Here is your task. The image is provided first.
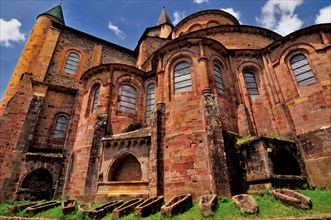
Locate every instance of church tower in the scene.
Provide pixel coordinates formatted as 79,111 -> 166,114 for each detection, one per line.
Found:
136,7 -> 173,70
0,5 -> 64,116
156,7 -> 173,38
0,5 -> 65,201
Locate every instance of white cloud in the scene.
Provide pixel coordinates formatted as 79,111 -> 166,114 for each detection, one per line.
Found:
0,18 -> 25,47
256,0 -> 303,36
108,21 -> 126,39
315,5 -> 331,24
173,11 -> 186,25
221,8 -> 241,22
193,0 -> 208,4
120,17 -> 128,25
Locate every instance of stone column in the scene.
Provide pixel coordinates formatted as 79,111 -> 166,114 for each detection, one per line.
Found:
198,43 -> 211,95
203,94 -> 231,197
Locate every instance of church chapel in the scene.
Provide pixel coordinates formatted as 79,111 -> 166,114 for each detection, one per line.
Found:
0,5 -> 330,202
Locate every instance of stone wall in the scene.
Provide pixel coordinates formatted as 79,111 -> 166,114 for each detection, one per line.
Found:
298,127 -> 331,189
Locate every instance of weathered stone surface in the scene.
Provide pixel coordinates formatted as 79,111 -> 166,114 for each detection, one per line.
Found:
134,196 -> 164,217
88,200 -> 123,219
77,203 -> 91,214
61,199 -> 76,215
232,194 -> 259,214
112,198 -> 144,219
26,201 -> 61,214
270,189 -> 313,209
8,202 -> 38,214
199,194 -> 218,217
0,5 -> 330,203
161,194 -> 193,218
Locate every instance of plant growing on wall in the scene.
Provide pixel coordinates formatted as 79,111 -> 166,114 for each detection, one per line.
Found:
236,135 -> 258,147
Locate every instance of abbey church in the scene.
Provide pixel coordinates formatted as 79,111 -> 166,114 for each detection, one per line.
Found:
0,5 -> 330,202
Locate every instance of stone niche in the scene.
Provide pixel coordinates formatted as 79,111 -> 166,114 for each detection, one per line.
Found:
96,128 -> 151,202
241,137 -> 307,190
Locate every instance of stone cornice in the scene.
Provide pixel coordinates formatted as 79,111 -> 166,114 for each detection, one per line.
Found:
173,10 -> 239,34
81,63 -> 146,82
263,23 -> 331,52
181,25 -> 281,42
152,37 -> 228,70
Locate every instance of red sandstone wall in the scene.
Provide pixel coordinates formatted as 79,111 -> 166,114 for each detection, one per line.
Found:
0,16 -> 61,116
157,43 -> 216,199
172,10 -> 238,39
0,74 -> 35,201
31,89 -> 76,152
48,28 -> 136,81
269,32 -> 331,135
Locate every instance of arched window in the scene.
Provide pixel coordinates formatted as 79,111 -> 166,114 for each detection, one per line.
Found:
91,86 -> 100,113
64,52 -> 80,74
146,83 -> 155,121
243,71 -> 260,99
120,85 -> 137,114
52,115 -> 68,139
290,54 -> 315,86
214,65 -> 225,94
174,62 -> 192,94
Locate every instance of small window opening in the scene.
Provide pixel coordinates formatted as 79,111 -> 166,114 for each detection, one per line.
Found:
64,52 -> 80,74
243,71 -> 260,99
290,54 -> 315,86
146,83 -> 155,121
52,116 -> 67,139
214,65 -> 225,94
174,62 -> 192,94
119,85 -> 137,114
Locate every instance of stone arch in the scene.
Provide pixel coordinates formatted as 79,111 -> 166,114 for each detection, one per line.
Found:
277,43 -> 316,65
188,23 -> 202,33
85,80 -> 102,117
60,47 -> 85,77
115,75 -> 144,117
50,113 -> 69,141
282,46 -> 318,88
164,49 -> 197,72
19,168 -> 54,200
108,152 -> 142,181
209,55 -> 229,95
85,78 -> 106,94
210,55 -> 228,71
237,61 -> 264,100
206,20 -> 220,28
164,50 -> 197,101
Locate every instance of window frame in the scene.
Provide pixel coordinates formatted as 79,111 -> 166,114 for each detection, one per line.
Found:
289,53 -> 316,87
243,71 -> 260,99
51,115 -> 68,139
119,84 -> 137,115
145,82 -> 156,122
173,61 -> 192,94
214,64 -> 225,95
91,86 -> 100,113
64,51 -> 80,74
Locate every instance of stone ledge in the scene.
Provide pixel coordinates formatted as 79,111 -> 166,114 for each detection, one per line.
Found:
103,127 -> 151,141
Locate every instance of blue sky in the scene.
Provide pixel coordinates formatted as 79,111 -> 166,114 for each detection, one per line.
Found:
1,0 -> 330,100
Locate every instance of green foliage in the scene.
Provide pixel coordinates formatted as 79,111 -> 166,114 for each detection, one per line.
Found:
236,135 -> 258,147
267,131 -> 290,141
124,121 -> 143,132
0,190 -> 330,219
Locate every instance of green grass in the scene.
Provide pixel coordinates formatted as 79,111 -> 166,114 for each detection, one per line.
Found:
0,190 -> 330,219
